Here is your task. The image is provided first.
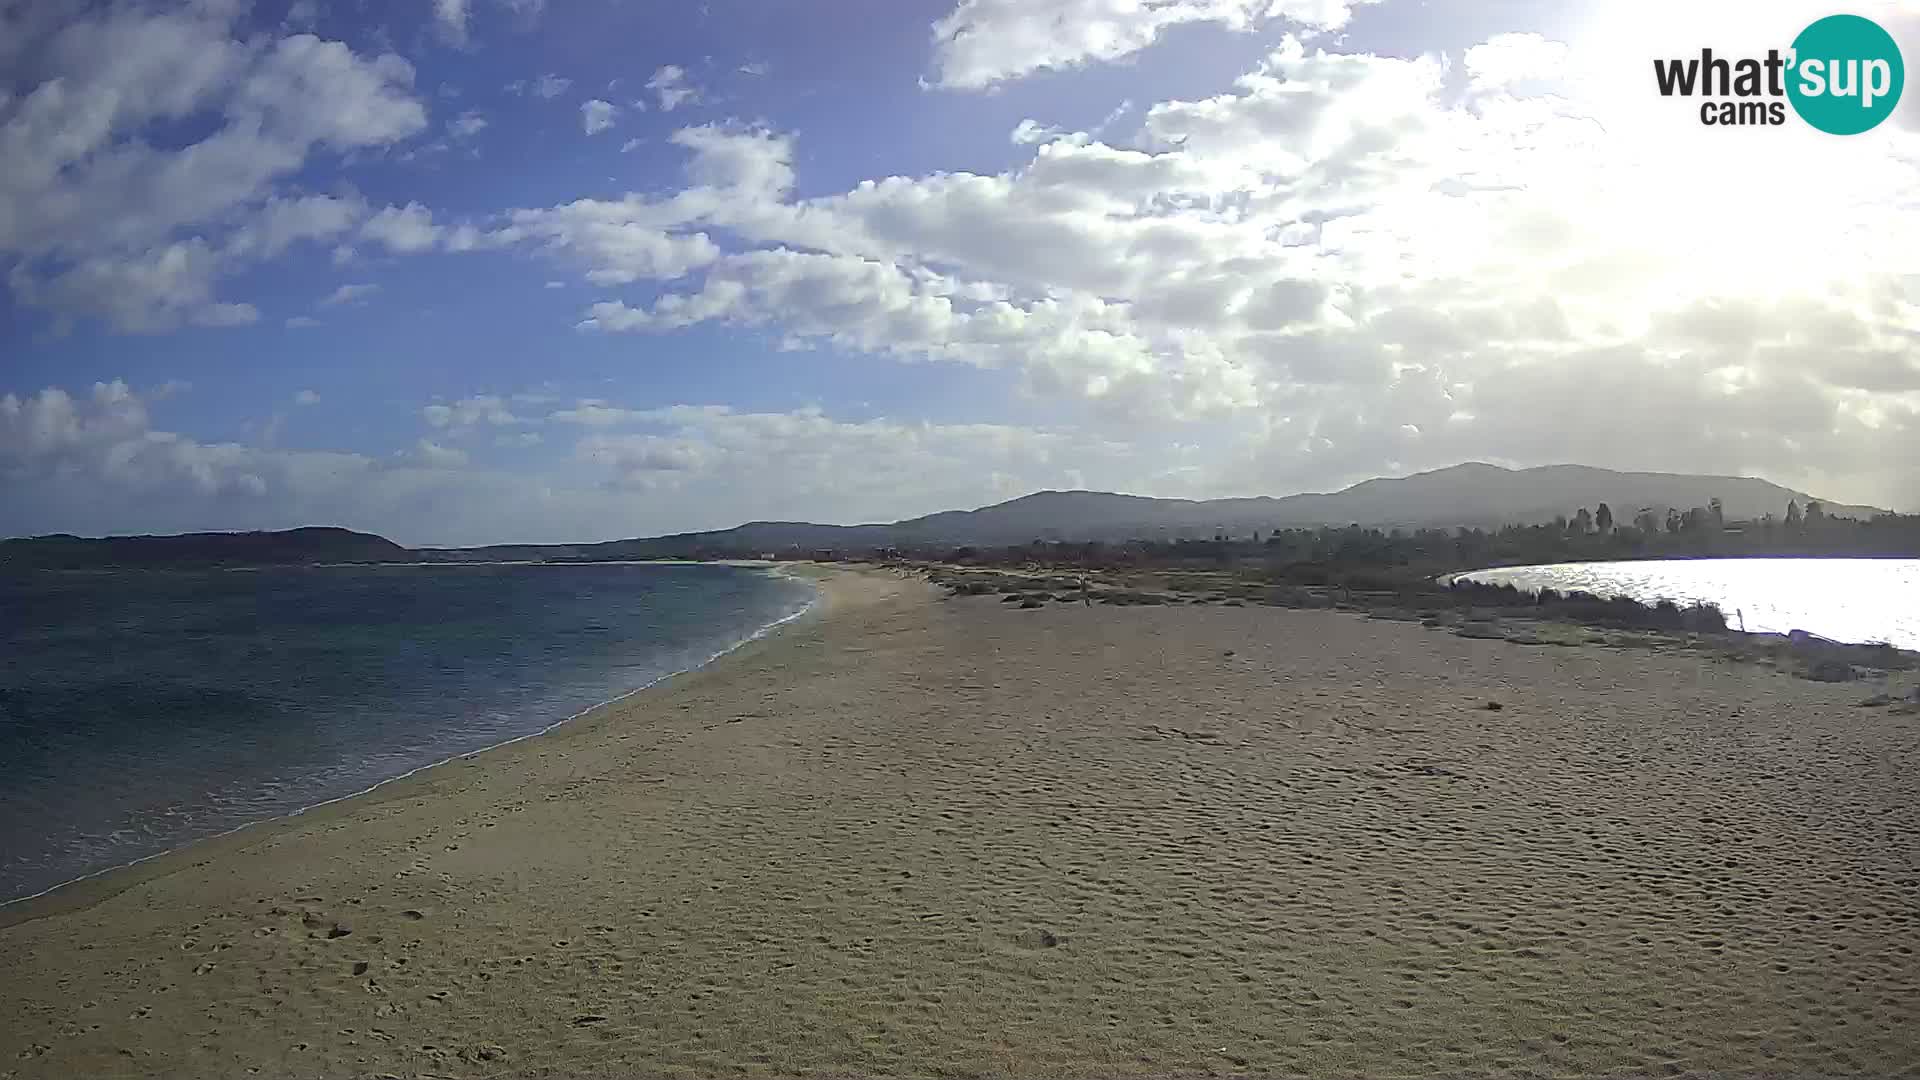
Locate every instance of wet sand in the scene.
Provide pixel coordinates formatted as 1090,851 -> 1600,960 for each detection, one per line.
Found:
3,564 -> 1917,1078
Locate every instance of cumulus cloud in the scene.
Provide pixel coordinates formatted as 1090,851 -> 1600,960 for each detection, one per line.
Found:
500,0 -> 547,23
0,4 -> 428,332
13,10 -> 1920,537
295,389 -> 321,405
567,404 -> 1136,521
422,395 -> 532,433
507,72 -> 571,98
0,380 -> 359,512
411,438 -> 470,468
645,65 -> 700,112
488,28 -> 1920,510
929,0 -> 1373,90
580,98 -> 619,135
223,195 -> 367,260
319,282 -> 379,307
1,379 -> 1151,544
449,109 -> 488,138
1463,32 -> 1572,91
360,202 -> 441,253
5,240 -> 262,334
432,0 -> 470,44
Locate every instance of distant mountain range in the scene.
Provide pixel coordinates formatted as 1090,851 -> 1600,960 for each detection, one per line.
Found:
0,527 -> 409,570
422,462 -> 1882,560
2,464 -> 1884,568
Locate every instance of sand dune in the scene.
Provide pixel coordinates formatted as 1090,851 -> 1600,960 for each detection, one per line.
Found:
3,565 -> 1917,1078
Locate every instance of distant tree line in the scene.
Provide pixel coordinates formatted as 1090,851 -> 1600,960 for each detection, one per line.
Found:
922,500 -> 1920,580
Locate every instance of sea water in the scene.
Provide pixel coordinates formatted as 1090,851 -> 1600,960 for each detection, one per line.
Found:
0,562 -> 815,904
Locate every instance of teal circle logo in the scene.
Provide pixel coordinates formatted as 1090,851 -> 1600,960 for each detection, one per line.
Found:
1787,14 -> 1904,134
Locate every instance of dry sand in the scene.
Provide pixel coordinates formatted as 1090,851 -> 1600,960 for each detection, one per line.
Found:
3,565 -> 1918,1079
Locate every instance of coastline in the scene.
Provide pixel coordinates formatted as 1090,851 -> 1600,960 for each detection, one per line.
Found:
4,565 -> 1915,1078
0,560 -> 842,928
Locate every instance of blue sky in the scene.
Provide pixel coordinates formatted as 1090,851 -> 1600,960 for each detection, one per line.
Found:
5,0 -> 1920,545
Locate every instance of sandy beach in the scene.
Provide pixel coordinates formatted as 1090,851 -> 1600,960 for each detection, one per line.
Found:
3,564 -> 1918,1078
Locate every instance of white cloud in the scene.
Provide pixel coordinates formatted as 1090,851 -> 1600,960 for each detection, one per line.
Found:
1010,119 -> 1063,144
319,282 -> 380,307
1,379 -> 1158,544
566,404 -> 1141,524
449,109 -> 488,138
295,389 -> 321,405
432,0 -> 469,44
484,27 -> 1920,510
422,394 -> 531,433
929,0 -> 1371,90
550,402 -> 652,426
223,195 -> 367,260
581,98 -> 619,135
1463,33 -> 1572,91
0,6 -> 427,332
411,438 -> 469,468
507,72 -> 572,98
286,315 -> 321,329
360,202 -> 441,253
8,241 -> 236,335
0,380 -> 347,504
195,302 -> 261,327
18,14 -> 1912,534
646,65 -> 701,112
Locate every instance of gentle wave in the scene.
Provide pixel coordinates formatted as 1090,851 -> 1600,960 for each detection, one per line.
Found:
0,557 -> 817,903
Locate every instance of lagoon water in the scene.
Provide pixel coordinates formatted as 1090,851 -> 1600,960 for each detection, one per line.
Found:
1455,558 -> 1920,651
0,563 -> 815,904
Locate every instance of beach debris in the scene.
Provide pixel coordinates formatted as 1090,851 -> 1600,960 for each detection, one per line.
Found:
1018,598 -> 1045,609
1482,701 -> 1504,711
571,1014 -> 609,1026
325,924 -> 352,939
1147,725 -> 1223,742
352,962 -> 370,976
1012,927 -> 1063,949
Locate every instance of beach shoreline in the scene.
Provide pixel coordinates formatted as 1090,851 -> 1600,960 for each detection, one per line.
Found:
0,561 -> 848,930
4,562 -> 1916,1078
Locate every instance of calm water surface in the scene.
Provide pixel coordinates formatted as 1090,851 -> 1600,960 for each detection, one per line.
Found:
1455,558 -> 1920,650
0,563 -> 815,904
